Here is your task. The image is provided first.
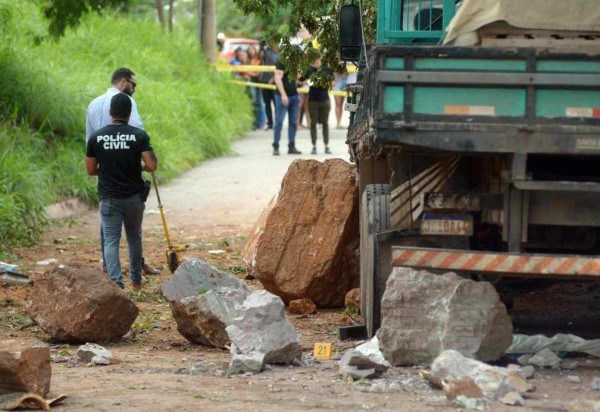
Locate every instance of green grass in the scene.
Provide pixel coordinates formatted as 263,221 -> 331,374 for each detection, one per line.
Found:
0,1 -> 253,254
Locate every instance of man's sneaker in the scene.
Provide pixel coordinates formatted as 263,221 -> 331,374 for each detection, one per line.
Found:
142,262 -> 161,275
311,146 -> 317,155
273,148 -> 280,156
131,276 -> 147,292
325,146 -> 332,154
288,147 -> 302,155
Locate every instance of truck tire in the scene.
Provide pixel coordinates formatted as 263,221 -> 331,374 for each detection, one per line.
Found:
360,184 -> 390,337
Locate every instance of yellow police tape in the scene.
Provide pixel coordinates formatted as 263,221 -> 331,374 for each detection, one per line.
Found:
227,79 -> 350,97
213,64 -> 357,73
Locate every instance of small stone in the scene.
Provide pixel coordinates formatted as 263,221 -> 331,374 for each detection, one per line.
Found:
454,395 -> 485,411
227,352 -> 265,375
77,343 -> 112,365
567,375 -> 581,383
507,364 -> 535,380
344,288 -> 360,310
591,377 -> 600,390
288,298 -> 317,315
500,391 -> 525,406
528,348 -> 561,368
517,354 -> 532,366
561,360 -> 579,370
50,355 -> 70,363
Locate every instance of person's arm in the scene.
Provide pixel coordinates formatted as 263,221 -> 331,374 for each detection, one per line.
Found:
85,108 -> 93,143
129,98 -> 144,130
274,68 -> 288,106
86,157 -> 98,176
141,151 -> 157,172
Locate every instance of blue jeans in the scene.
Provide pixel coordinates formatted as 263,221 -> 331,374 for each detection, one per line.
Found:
273,94 -> 299,149
250,86 -> 266,129
100,195 -> 145,288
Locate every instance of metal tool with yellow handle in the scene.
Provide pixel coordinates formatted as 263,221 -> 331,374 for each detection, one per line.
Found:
151,173 -> 187,273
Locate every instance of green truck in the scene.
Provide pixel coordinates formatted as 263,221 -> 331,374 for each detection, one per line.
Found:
339,0 -> 600,337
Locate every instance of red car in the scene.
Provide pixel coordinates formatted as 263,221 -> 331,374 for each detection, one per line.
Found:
219,38 -> 260,61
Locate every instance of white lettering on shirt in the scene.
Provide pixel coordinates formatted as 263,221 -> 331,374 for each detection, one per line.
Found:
97,133 -> 136,149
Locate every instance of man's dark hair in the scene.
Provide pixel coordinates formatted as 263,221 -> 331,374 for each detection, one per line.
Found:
110,93 -> 132,120
111,67 -> 135,84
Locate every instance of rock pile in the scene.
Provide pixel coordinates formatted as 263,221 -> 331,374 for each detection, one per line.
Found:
161,259 -> 251,348
26,265 -> 138,342
377,267 -> 512,365
242,159 -> 360,307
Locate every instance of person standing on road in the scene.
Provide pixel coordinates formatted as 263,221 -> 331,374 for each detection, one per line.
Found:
301,53 -> 332,155
86,67 -> 160,276
86,93 -> 158,291
273,57 -> 302,156
260,40 -> 279,130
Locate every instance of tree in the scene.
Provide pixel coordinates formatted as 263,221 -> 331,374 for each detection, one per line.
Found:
232,0 -> 376,85
155,0 -> 165,28
42,0 -> 132,38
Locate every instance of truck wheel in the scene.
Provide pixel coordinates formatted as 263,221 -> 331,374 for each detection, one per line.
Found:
360,184 -> 390,337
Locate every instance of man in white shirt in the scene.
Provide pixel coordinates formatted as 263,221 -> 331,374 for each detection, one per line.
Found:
86,68 -> 160,275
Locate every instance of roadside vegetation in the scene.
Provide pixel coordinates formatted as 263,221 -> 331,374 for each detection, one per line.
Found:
0,1 -> 252,256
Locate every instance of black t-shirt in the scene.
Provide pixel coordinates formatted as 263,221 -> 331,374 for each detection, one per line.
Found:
275,61 -> 297,97
302,66 -> 331,102
86,123 -> 153,200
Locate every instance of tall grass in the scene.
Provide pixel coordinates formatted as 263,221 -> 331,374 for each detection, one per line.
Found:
0,1 -> 253,254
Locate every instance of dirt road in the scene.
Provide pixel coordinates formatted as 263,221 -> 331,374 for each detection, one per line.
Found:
3,124 -> 600,411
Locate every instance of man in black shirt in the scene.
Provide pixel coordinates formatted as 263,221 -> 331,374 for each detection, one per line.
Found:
273,59 -> 302,156
86,93 -> 158,290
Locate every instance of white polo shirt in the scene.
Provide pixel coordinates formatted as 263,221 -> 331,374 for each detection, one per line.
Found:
85,87 -> 144,143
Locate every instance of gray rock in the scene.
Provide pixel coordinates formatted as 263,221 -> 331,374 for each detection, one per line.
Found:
227,352 -> 265,375
430,350 -> 534,400
517,354 -> 532,366
500,391 -> 525,406
77,343 -> 112,365
339,337 -> 391,380
377,268 -> 512,366
454,396 -> 485,411
50,355 -> 70,363
26,265 -> 138,343
161,259 -> 251,304
171,291 -> 237,348
561,360 -> 579,370
567,375 -> 581,383
0,338 -> 51,397
592,377 -> 600,390
160,259 -> 252,347
528,348 -> 561,368
226,291 -> 302,365
507,364 -> 535,380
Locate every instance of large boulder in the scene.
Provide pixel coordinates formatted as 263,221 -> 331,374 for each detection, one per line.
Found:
377,268 -> 512,366
161,259 -> 251,347
226,290 -> 302,365
243,159 -> 359,308
26,265 -> 138,343
0,338 -> 51,397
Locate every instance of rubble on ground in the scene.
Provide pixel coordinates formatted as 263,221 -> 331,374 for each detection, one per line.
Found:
226,290 -> 302,366
339,337 -> 391,380
377,268 -> 513,366
527,348 -> 561,368
428,350 -> 534,401
288,298 -> 317,315
454,395 -> 485,411
227,352 -> 265,375
161,259 -> 251,348
242,159 -> 360,307
76,343 -> 112,365
0,338 -> 51,397
25,265 -> 138,343
344,288 -> 360,310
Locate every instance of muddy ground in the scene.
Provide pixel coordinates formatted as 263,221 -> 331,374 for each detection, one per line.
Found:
2,128 -> 600,411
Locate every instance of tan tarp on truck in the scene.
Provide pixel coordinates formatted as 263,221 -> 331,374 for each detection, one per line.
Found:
444,0 -> 600,45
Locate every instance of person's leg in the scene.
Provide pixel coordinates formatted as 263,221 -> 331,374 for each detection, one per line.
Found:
308,100 -> 319,150
287,94 -> 300,152
321,99 -> 331,151
335,95 -> 344,129
100,224 -> 106,271
262,89 -> 273,129
122,195 -> 145,284
257,88 -> 266,128
100,198 -> 125,288
273,94 -> 286,154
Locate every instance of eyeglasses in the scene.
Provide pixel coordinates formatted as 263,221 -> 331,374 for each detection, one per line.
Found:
125,78 -> 137,88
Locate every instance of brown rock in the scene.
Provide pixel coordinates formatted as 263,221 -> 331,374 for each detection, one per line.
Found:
443,376 -> 484,400
0,338 -> 51,396
377,268 -> 512,365
243,159 -> 359,308
288,298 -> 317,315
344,288 -> 361,310
26,265 -> 138,343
